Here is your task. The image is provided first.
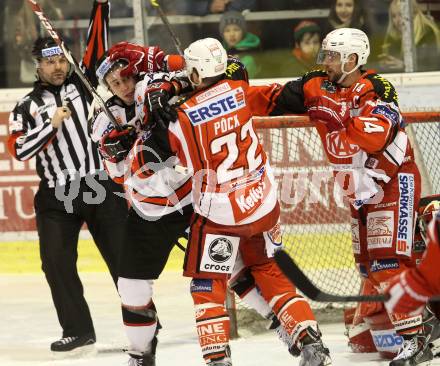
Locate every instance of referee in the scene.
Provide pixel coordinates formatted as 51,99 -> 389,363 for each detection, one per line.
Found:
7,0 -> 127,353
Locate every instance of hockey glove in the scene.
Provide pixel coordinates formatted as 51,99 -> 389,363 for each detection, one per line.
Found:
145,81 -> 178,129
99,125 -> 137,163
108,42 -> 165,76
384,270 -> 429,316
307,95 -> 350,131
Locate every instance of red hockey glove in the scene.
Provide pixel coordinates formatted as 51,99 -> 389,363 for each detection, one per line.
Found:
108,42 -> 165,76
145,81 -> 178,129
99,125 -> 137,163
307,95 -> 350,131
384,271 -> 430,316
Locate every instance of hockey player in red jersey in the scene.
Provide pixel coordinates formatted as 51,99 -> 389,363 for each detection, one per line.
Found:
138,37 -> 332,366
266,27 -> 432,365
344,195 -> 440,358
93,47 -> 308,365
385,209 -> 440,311
385,198 -> 440,346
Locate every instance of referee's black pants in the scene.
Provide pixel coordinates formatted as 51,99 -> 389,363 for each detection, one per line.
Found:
34,175 -> 127,338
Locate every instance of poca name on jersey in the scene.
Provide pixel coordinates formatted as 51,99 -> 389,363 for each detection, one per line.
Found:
185,87 -> 246,125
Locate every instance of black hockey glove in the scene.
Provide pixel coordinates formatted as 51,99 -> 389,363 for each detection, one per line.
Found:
98,125 -> 137,163
145,81 -> 178,129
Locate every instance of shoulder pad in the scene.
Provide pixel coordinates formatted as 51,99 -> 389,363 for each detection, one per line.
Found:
364,74 -> 399,104
225,56 -> 248,82
302,69 -> 327,84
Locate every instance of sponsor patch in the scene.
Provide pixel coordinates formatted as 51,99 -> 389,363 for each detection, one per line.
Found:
372,104 -> 399,127
365,157 -> 379,169
200,234 -> 239,274
190,279 -> 213,293
263,222 -> 283,257
185,87 -> 245,125
367,211 -> 394,250
369,258 -> 399,272
351,217 -> 361,254
96,57 -> 115,81
397,173 -> 415,257
41,46 -> 63,58
371,329 -> 403,353
196,83 -> 231,103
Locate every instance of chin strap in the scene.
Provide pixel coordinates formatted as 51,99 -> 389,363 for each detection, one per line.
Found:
337,62 -> 361,84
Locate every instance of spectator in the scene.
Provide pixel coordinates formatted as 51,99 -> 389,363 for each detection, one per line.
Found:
322,0 -> 372,36
176,0 -> 257,16
219,10 -> 261,77
379,0 -> 440,72
290,20 -> 321,74
2,0 -> 62,87
255,20 -> 321,78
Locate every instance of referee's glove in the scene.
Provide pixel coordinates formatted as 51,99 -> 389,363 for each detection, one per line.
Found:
99,125 -> 137,163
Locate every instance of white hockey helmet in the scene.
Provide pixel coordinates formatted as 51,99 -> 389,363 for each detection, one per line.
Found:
184,38 -> 227,85
317,28 -> 370,81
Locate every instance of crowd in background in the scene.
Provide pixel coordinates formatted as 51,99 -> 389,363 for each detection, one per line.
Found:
1,0 -> 440,88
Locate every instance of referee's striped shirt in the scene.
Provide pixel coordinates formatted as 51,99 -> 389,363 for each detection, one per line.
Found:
8,76 -> 103,187
7,0 -> 109,188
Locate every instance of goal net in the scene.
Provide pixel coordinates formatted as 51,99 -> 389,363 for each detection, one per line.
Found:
230,111 -> 440,335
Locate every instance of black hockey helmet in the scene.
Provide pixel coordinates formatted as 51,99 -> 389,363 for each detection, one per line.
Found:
95,52 -> 129,87
32,36 -> 64,60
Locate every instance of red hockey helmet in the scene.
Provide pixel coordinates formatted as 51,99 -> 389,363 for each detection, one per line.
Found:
418,195 -> 440,242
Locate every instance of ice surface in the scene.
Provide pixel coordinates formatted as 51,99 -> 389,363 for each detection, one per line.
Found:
1,272 -> 439,366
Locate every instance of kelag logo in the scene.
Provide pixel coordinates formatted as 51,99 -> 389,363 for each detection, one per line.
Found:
185,87 -> 245,125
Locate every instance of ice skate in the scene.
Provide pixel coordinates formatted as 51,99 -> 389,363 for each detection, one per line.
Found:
50,332 -> 96,352
127,350 -> 155,366
207,359 -> 232,366
126,334 -> 158,366
295,327 -> 332,366
424,306 -> 440,357
390,332 -> 433,366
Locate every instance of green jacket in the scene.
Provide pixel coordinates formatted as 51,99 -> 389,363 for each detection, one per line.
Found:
224,32 -> 261,78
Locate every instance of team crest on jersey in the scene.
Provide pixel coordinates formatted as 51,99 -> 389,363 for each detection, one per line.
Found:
326,131 -> 360,157
320,80 -> 337,93
185,87 -> 246,125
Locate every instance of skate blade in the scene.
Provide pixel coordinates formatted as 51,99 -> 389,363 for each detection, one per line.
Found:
51,344 -> 97,359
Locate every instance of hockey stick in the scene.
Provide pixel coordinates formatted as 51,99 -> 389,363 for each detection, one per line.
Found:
275,250 -> 440,303
27,0 -> 122,131
274,250 -> 388,303
149,0 -> 183,55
